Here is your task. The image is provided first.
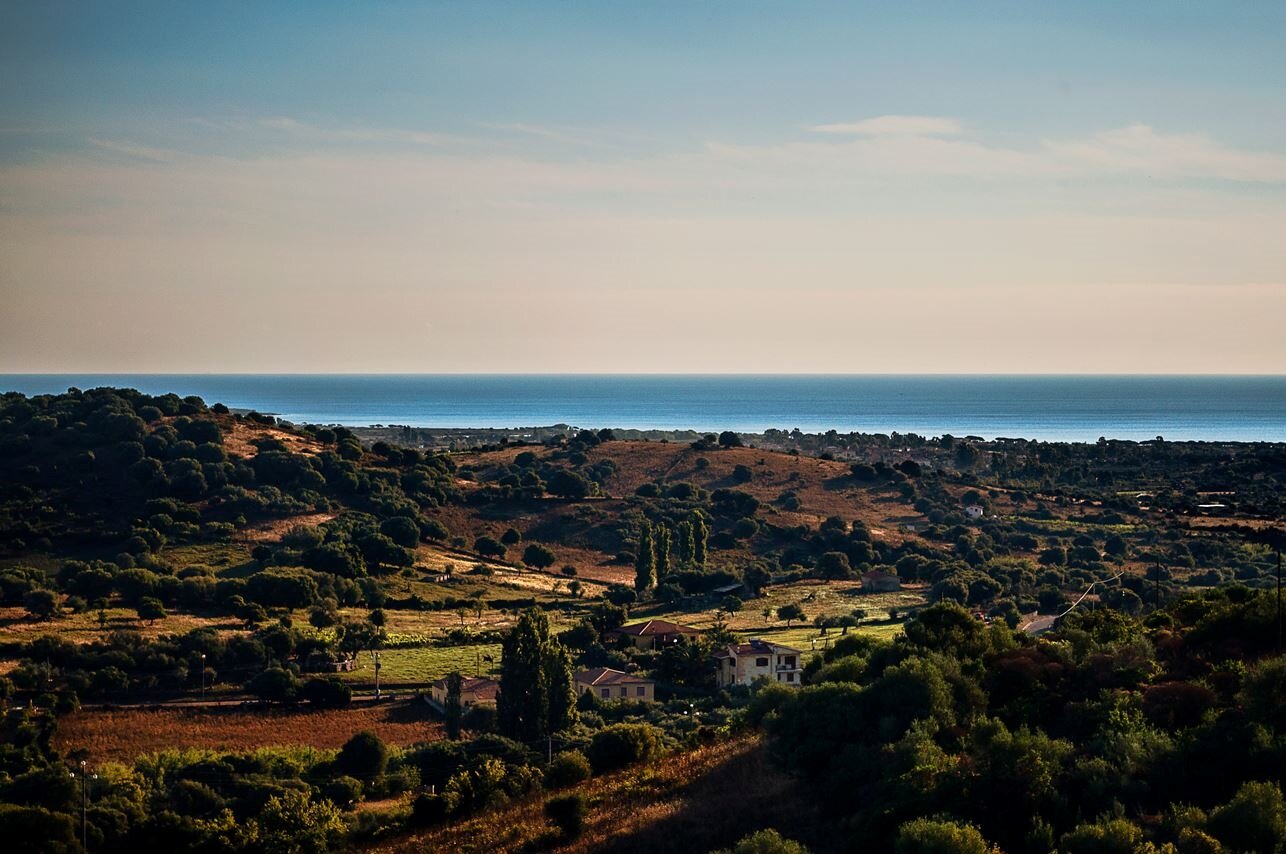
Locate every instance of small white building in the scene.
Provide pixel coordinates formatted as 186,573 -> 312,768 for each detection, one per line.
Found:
713,639 -> 803,688
964,505 -> 985,520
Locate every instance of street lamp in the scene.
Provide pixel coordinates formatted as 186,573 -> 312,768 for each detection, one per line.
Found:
374,651 -> 382,700
200,653 -> 206,701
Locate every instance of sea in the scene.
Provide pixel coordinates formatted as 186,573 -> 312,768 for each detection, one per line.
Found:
2,375 -> 1284,443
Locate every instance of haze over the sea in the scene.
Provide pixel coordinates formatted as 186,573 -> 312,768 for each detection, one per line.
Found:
4,375 -> 1283,443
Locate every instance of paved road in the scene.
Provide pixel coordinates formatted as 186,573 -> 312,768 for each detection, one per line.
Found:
1021,570 -> 1127,635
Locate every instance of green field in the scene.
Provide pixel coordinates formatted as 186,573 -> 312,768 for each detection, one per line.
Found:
337,643 -> 504,684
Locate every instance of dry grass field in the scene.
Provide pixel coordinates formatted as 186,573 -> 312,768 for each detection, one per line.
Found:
55,700 -> 443,763
369,734 -> 819,854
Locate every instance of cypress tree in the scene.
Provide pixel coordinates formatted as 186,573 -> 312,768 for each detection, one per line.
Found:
655,525 -> 671,579
444,671 -> 463,740
634,522 -> 656,591
692,513 -> 708,569
497,609 -> 577,741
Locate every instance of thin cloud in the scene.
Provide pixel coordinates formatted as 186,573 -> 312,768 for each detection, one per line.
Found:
86,138 -> 179,163
811,115 -> 963,136
258,116 -> 473,147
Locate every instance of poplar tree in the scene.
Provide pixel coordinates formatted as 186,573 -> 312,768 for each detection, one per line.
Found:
497,609 -> 577,741
634,522 -> 656,591
692,513 -> 709,569
677,520 -> 695,567
655,525 -> 672,579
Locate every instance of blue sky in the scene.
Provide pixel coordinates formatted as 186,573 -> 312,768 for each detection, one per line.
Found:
2,2 -> 1285,372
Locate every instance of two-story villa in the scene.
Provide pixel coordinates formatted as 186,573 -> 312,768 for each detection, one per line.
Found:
713,639 -> 803,687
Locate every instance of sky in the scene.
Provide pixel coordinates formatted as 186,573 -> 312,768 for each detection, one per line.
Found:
1,1 -> 1284,374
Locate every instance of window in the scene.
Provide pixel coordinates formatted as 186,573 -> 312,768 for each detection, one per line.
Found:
784,656 -> 796,668
620,687 -> 628,697
636,686 -> 646,696
786,672 -> 795,682
601,688 -> 610,699
755,657 -> 769,667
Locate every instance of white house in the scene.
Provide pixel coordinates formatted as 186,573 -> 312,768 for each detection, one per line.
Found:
964,505 -> 985,520
713,639 -> 803,688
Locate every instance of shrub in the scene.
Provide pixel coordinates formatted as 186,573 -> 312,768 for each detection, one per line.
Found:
544,750 -> 592,789
544,793 -> 588,839
715,828 -> 811,854
302,677 -> 352,708
1207,780 -> 1286,854
895,818 -> 993,854
586,723 -> 663,773
320,776 -> 363,808
337,731 -> 389,781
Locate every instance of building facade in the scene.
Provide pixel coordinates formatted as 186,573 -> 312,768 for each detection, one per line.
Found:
713,639 -> 803,688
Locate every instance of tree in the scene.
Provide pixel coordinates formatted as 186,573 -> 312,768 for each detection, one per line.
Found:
522,543 -> 557,569
136,596 -> 166,625
718,431 -> 743,448
497,609 -> 577,742
677,520 -> 695,567
545,793 -> 588,839
716,829 -> 811,854
816,551 -> 852,579
22,589 -> 59,621
654,526 -> 672,578
444,671 -> 463,740
762,606 -> 773,624
256,789 -> 345,854
896,818 -> 994,854
302,677 -> 352,708
248,666 -> 299,704
586,723 -> 663,773
692,514 -> 708,568
778,603 -> 806,628
545,751 -> 592,789
547,469 -> 591,499
337,730 -> 389,779
474,536 -> 506,559
1207,781 -> 1286,854
379,516 -> 421,548
634,523 -> 656,591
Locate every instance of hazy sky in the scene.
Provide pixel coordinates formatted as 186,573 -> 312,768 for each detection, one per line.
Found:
2,2 -> 1285,373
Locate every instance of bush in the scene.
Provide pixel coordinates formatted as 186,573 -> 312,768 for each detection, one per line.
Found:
410,792 -> 450,827
1207,780 -> 1286,854
337,731 -> 389,780
544,750 -> 592,789
715,828 -> 811,854
302,677 -> 352,708
544,793 -> 588,839
320,775 -> 363,808
586,723 -> 663,773
895,818 -> 993,854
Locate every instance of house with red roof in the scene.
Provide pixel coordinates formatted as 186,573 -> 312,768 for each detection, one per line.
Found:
574,667 -> 657,702
713,639 -> 803,688
605,619 -> 701,650
426,675 -> 499,712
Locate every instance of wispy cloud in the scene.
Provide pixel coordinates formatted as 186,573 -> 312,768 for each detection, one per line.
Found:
87,138 -> 179,163
258,116 -> 473,147
811,115 -> 963,136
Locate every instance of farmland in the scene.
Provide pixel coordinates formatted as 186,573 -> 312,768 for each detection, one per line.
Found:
53,700 -> 443,763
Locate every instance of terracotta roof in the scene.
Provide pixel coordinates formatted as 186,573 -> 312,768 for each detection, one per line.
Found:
609,619 -> 701,637
713,639 -> 802,658
430,675 -> 500,700
574,667 -> 654,687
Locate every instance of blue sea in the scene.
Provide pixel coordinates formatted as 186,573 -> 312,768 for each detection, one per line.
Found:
1,375 -> 1283,443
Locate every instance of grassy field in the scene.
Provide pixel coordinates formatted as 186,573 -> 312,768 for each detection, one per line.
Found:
336,643 -> 504,684
55,700 -> 443,763
0,605 -> 239,646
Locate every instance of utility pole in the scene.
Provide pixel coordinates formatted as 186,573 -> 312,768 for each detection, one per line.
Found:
72,759 -> 96,851
200,653 -> 206,701
374,651 -> 382,700
547,734 -> 553,764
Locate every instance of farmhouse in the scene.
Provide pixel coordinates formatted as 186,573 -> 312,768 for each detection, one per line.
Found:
573,667 -> 656,702
426,675 -> 499,712
965,504 -> 985,519
713,639 -> 803,688
606,619 -> 701,650
861,570 -> 902,592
